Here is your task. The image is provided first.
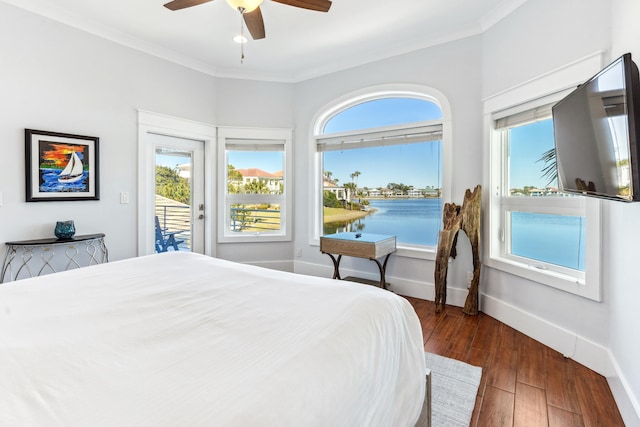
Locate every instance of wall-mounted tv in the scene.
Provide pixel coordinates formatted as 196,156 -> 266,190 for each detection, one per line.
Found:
552,53 -> 640,202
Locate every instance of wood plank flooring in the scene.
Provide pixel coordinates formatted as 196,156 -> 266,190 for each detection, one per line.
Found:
403,296 -> 625,427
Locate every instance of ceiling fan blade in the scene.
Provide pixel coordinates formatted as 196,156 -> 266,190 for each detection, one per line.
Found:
271,0 -> 331,12
243,7 -> 266,40
164,0 -> 214,11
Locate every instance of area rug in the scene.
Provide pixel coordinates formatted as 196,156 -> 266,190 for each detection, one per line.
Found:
425,352 -> 482,427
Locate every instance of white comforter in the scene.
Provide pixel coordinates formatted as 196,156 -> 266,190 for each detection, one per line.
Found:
0,252 -> 425,426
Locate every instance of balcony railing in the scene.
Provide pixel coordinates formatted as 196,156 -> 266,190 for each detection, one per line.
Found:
230,207 -> 281,232
156,204 -> 281,248
155,205 -> 191,250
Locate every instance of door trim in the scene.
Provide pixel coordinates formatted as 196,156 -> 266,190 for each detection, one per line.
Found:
137,110 -> 216,257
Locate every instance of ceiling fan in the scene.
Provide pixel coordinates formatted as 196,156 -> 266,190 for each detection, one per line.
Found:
163,0 -> 332,40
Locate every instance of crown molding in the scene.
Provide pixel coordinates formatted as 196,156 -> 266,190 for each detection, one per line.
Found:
2,0 -> 530,83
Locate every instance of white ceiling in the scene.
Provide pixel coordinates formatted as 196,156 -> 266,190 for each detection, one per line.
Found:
2,0 -> 528,82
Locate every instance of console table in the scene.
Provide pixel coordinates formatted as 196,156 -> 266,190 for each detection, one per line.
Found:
320,232 -> 396,289
1,233 -> 108,283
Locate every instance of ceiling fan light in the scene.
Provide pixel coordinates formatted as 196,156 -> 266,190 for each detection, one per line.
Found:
226,0 -> 263,13
233,34 -> 248,44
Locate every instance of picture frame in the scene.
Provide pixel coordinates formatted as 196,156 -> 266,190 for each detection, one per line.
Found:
25,129 -> 100,202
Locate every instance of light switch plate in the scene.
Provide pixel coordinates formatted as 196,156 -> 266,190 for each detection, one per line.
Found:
120,192 -> 129,204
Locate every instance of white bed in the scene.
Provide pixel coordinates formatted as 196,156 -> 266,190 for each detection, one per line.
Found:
0,252 -> 427,426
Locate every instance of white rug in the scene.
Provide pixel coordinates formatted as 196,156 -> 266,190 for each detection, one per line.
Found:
425,352 -> 482,427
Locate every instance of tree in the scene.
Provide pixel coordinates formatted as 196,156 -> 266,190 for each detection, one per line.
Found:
537,148 -> 558,187
244,179 -> 270,194
227,164 -> 244,194
156,165 -> 190,204
324,170 -> 333,183
228,164 -> 243,181
323,190 -> 341,208
350,171 -> 361,187
343,182 -> 357,209
387,182 -> 410,195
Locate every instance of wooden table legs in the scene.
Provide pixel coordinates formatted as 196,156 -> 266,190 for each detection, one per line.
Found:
324,252 -> 392,289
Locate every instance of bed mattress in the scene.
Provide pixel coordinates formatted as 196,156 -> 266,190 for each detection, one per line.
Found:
0,252 -> 425,426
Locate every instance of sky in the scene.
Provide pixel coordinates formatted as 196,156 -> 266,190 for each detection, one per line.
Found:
324,142 -> 441,189
221,98 -> 445,188
509,119 -> 557,189
227,151 -> 283,173
323,98 -> 443,189
156,152 -> 190,169
154,98 -> 553,191
324,98 -> 442,133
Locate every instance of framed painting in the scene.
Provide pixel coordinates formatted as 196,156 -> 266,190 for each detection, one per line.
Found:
25,129 -> 100,202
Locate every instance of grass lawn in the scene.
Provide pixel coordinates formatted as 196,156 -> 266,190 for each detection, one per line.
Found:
234,206 -> 373,232
323,207 -> 372,223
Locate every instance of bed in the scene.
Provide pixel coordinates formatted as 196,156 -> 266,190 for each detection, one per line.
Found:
0,252 -> 428,426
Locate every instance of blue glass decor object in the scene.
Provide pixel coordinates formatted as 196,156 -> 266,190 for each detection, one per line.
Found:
54,220 -> 76,239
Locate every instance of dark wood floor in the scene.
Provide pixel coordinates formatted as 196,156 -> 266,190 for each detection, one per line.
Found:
403,296 -> 625,427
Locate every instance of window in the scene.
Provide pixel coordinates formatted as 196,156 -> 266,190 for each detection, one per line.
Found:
314,88 -> 451,256
218,127 -> 292,243
488,100 -> 601,300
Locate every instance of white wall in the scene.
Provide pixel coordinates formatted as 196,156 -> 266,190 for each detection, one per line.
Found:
0,2 -> 216,262
212,77 -> 296,267
0,2 -> 297,269
481,0 -> 612,350
609,0 -> 640,423
214,78 -> 294,129
482,0 -> 638,424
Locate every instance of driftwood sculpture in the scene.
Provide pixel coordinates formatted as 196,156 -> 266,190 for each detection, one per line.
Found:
434,185 -> 481,315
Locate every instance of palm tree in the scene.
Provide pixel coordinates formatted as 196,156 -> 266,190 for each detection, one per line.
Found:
343,182 -> 357,209
350,171 -> 361,188
324,170 -> 333,183
244,179 -> 269,194
537,148 -> 558,186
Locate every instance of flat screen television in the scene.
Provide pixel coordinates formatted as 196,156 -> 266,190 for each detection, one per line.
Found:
552,53 -> 640,202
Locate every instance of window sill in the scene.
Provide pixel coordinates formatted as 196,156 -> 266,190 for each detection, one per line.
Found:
484,255 -> 600,301
396,244 -> 437,260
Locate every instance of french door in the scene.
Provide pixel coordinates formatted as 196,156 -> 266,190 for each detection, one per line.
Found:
137,111 -> 215,257
152,134 -> 205,253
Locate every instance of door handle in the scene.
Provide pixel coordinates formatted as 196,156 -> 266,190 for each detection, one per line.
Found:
198,214 -> 204,220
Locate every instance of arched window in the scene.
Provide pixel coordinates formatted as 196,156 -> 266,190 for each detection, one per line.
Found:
324,98 -> 442,132
314,88 -> 449,252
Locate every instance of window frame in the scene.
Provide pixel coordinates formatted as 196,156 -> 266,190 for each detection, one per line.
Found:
217,126 -> 292,243
310,84 -> 452,259
484,52 -> 604,301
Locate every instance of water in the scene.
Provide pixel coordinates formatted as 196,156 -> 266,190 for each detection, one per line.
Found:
324,199 -> 586,271
39,169 -> 89,192
324,198 -> 443,246
511,212 -> 585,271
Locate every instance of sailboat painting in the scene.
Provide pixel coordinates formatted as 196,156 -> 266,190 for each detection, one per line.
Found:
26,129 -> 100,202
57,150 -> 85,184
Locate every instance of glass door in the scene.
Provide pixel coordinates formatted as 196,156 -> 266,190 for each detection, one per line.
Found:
151,134 -> 205,254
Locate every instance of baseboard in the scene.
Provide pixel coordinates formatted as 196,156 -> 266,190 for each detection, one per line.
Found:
297,260 -> 639,425
607,352 -> 640,427
480,293 -> 640,425
293,260 -> 470,307
480,293 -> 611,375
